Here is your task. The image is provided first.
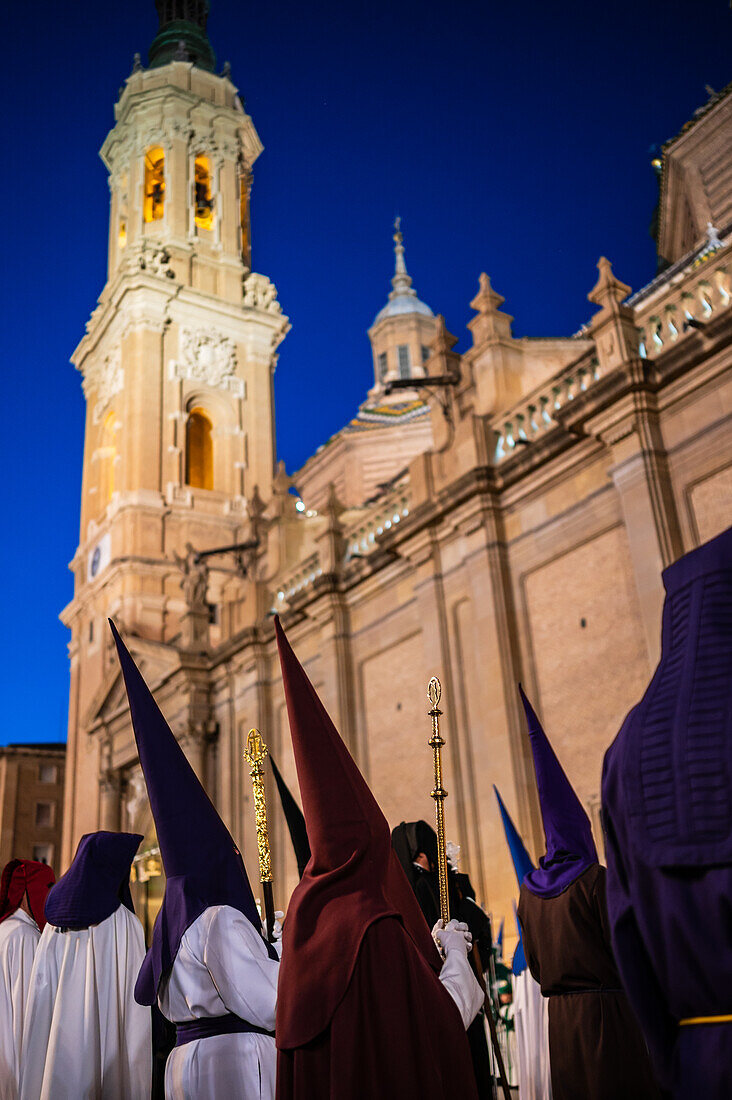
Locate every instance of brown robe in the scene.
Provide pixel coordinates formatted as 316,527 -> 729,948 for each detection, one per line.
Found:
518,864 -> 659,1100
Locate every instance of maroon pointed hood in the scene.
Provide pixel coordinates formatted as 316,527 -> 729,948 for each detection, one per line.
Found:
274,615 -> 441,1048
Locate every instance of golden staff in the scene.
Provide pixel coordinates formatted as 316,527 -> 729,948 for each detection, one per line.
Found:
428,676 -> 450,925
426,682 -> 512,1099
243,728 -> 275,942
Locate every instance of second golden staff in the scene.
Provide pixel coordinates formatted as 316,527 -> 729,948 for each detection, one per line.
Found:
243,727 -> 276,943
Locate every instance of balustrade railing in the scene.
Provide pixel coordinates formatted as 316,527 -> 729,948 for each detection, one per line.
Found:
493,358 -> 600,462
344,484 -> 412,559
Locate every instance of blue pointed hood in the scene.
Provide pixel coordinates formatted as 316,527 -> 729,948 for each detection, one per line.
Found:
512,902 -> 527,976
110,620 -> 275,1005
520,684 -> 597,898
494,785 -> 535,887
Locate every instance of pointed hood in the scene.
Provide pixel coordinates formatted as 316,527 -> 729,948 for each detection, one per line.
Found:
269,755 -> 311,879
110,620 -> 273,1006
494,785 -> 535,887
0,860 -> 56,931
520,685 -> 597,898
512,902 -> 527,976
274,615 -> 441,1048
45,832 -> 140,930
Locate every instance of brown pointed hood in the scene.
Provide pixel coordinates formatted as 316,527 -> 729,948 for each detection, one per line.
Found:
274,616 -> 441,1048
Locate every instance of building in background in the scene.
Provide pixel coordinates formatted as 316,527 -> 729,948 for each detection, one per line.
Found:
60,2 -> 732,938
0,744 -> 66,868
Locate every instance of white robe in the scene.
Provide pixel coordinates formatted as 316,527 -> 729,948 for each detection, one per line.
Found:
0,911 -> 41,1100
19,904 -> 151,1100
158,905 -> 280,1100
514,967 -> 552,1100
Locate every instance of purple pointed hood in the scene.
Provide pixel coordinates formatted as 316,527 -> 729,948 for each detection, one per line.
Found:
520,685 -> 597,898
45,831 -> 141,930
110,620 -> 275,1006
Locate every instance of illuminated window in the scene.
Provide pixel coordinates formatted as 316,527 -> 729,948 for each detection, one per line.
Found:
118,220 -> 127,248
143,147 -> 165,223
100,411 -> 116,505
397,345 -> 410,379
194,156 -> 214,230
185,408 -> 214,490
239,171 -> 251,265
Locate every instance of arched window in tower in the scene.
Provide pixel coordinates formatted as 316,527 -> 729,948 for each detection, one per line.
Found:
185,408 -> 214,490
239,169 -> 251,267
194,156 -> 214,231
99,411 -> 117,506
143,147 -> 165,223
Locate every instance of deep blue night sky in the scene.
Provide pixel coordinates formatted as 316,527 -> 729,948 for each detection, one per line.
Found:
1,0 -> 730,745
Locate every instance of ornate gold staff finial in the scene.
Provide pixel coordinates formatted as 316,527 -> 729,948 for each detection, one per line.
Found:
243,728 -> 275,939
427,676 -> 450,926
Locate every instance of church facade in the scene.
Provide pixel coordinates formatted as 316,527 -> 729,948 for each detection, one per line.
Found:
61,3 -> 732,934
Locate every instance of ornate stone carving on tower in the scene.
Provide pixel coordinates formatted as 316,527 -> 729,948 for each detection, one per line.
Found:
60,0 -> 289,864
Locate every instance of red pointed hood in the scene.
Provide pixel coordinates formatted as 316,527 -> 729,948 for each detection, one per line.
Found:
274,616 -> 441,1048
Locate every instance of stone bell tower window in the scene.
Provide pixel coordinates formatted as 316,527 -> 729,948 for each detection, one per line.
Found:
185,407 -> 214,490
143,147 -> 166,223
194,155 -> 214,231
397,345 -> 411,379
239,171 -> 251,266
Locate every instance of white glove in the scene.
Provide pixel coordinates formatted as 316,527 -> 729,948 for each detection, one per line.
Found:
432,918 -> 473,957
262,910 -> 285,942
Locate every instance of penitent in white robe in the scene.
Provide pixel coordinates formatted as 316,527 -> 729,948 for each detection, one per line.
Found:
159,904 -> 280,1100
19,904 -> 151,1100
514,967 -> 552,1100
0,911 -> 41,1100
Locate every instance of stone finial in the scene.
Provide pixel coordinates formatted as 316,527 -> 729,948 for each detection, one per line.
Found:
272,460 -> 292,496
316,483 -> 347,574
173,40 -> 190,62
324,482 -> 345,525
131,52 -> 142,73
221,61 -> 232,79
468,272 -> 514,347
390,216 -> 416,298
587,258 -> 638,373
587,257 -> 632,317
431,315 -> 459,358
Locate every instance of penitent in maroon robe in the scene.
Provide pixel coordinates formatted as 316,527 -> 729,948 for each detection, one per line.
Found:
273,617 -> 478,1100
277,917 -> 478,1099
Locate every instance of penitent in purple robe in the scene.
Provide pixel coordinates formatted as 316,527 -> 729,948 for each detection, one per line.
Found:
602,526 -> 732,1098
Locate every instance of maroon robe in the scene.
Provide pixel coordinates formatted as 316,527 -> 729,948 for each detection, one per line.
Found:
273,617 -> 478,1100
518,864 -> 659,1100
277,916 -> 478,1099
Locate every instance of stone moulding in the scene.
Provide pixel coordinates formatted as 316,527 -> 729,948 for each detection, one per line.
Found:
172,326 -> 245,397
82,348 -> 124,424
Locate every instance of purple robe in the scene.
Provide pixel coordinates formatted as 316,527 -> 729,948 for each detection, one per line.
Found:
602,526 -> 732,1097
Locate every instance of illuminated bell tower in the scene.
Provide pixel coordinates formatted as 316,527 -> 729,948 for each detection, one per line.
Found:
61,1 -> 289,865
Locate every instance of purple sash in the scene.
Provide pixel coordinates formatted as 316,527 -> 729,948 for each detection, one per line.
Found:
175,1013 -> 275,1047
